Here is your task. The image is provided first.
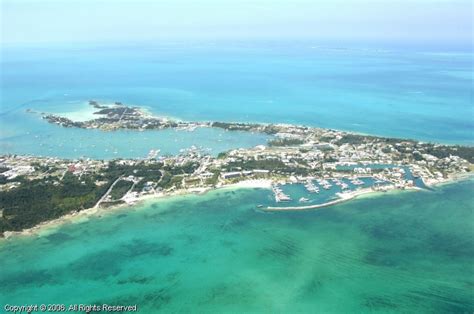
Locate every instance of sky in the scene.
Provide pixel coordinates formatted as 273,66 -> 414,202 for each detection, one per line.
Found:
1,0 -> 472,46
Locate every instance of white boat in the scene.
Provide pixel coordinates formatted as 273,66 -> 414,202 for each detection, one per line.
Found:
272,185 -> 292,202
304,180 -> 320,193
350,178 -> 365,185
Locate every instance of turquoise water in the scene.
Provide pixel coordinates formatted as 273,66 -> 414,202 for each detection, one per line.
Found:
0,97 -> 270,159
0,111 -> 270,159
1,179 -> 473,312
1,41 -> 473,313
1,42 -> 473,158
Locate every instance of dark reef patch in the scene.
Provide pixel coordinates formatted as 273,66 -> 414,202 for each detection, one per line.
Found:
362,296 -> 398,310
116,214 -> 128,219
363,248 -> 398,267
44,231 -> 75,243
117,275 -> 154,285
68,249 -> 124,279
259,236 -> 301,260
426,232 -> 474,258
121,239 -> 174,257
0,269 -> 57,290
92,288 -> 172,311
297,274 -> 324,299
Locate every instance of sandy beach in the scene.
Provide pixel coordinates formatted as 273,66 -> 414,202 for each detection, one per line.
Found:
2,175 -> 471,240
1,179 -> 273,240
224,179 -> 273,189
57,101 -> 100,122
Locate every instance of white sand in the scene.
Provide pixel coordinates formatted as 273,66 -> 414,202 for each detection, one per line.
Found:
58,102 -> 101,122
226,179 -> 273,189
5,174 -> 469,239
1,180 -> 272,240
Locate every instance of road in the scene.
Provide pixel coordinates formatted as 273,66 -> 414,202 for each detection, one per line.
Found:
94,175 -> 123,208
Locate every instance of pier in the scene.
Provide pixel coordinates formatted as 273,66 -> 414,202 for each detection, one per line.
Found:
318,179 -> 332,190
265,188 -> 375,211
304,180 -> 319,193
272,185 -> 292,202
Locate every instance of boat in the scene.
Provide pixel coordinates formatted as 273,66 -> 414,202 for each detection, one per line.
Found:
272,185 -> 292,202
304,180 -> 320,193
350,178 -> 365,185
147,149 -> 160,159
299,197 -> 310,203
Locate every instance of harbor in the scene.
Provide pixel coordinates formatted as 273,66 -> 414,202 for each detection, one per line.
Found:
272,185 -> 292,202
267,166 -> 425,211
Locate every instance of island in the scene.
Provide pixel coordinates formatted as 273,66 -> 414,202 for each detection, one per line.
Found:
1,101 -> 472,237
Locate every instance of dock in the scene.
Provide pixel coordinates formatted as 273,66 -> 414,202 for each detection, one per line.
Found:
304,180 -> 319,193
272,185 -> 292,202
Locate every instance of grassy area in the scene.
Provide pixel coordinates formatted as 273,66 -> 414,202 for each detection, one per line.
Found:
109,180 -> 133,200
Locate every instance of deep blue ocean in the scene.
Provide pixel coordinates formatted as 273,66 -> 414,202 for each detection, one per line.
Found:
1,41 -> 473,160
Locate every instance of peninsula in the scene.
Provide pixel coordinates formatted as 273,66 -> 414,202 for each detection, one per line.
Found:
1,101 -> 472,237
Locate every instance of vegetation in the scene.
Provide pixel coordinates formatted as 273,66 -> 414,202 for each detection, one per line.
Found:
0,173 -> 109,233
205,171 -> 220,186
211,122 -> 280,135
268,138 -> 305,147
212,122 -> 259,132
156,172 -> 172,189
109,180 -> 133,200
422,144 -> 474,164
101,161 -> 163,181
217,152 -> 227,159
336,134 -> 416,146
0,161 -> 167,234
162,162 -> 198,176
226,159 -> 310,175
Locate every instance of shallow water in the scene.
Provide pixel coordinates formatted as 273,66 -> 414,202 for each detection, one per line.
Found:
1,42 -> 473,159
1,40 -> 472,313
1,179 -> 472,313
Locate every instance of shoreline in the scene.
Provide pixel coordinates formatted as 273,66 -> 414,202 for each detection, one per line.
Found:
3,175 -> 473,240
3,175 -> 472,240
1,179 -> 273,240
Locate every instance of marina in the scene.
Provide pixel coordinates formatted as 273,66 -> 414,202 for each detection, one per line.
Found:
1,2 -> 473,311
272,185 -> 292,202
268,168 -> 425,210
304,180 -> 319,193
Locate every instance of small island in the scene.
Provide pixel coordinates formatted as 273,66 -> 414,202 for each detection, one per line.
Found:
1,101 -> 472,237
40,100 -> 282,133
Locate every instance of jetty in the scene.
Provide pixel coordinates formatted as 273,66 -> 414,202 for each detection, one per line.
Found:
265,187 -> 377,211
272,185 -> 292,202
